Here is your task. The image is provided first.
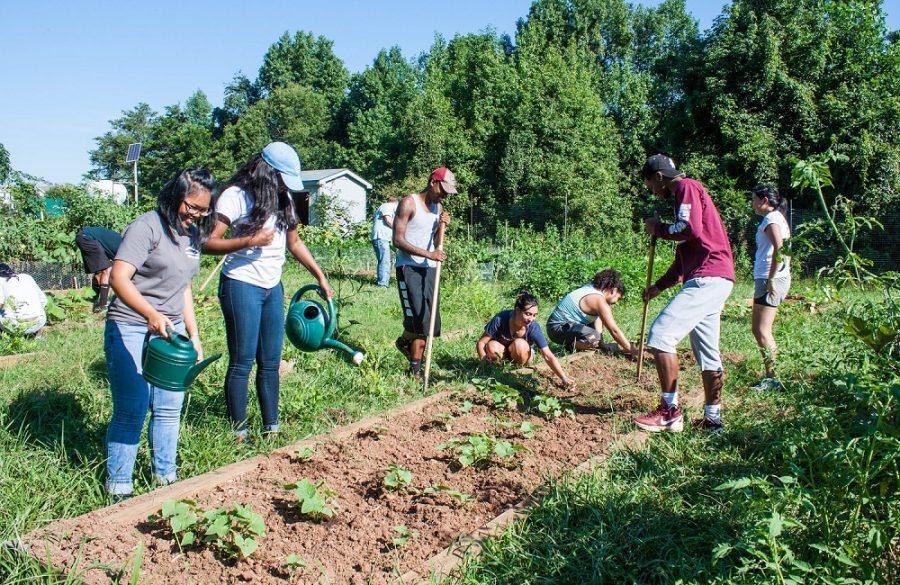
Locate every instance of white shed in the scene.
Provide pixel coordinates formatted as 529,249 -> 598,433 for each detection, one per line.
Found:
298,169 -> 371,226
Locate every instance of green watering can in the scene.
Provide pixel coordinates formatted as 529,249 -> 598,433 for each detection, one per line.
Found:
142,328 -> 222,391
286,284 -> 365,365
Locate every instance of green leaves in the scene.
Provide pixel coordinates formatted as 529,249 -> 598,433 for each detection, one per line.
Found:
151,500 -> 265,560
286,479 -> 337,520
391,525 -> 420,548
383,464 -> 414,491
439,434 -> 527,469
532,394 -> 575,420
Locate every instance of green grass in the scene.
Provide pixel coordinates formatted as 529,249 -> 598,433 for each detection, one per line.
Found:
448,285 -> 898,584
2,258 -> 892,583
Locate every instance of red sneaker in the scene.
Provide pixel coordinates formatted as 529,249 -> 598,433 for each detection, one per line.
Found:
634,401 -> 684,432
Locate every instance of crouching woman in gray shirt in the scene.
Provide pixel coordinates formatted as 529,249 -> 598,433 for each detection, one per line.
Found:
104,167 -> 215,499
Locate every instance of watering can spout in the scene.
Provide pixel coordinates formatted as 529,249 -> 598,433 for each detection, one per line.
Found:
323,338 -> 365,365
185,353 -> 222,387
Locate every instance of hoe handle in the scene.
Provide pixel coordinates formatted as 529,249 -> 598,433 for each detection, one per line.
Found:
636,235 -> 657,382
423,215 -> 446,392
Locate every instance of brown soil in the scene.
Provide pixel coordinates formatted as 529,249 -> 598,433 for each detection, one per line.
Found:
25,354 -> 666,584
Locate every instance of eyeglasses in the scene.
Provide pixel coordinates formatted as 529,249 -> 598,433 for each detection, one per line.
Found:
182,200 -> 211,217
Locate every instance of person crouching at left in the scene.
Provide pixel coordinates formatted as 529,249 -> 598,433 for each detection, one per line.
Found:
477,291 -> 573,388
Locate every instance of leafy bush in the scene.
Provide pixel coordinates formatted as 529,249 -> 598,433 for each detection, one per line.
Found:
151,499 -> 265,560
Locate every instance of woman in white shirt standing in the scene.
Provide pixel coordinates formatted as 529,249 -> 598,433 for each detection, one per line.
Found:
205,142 -> 333,442
750,185 -> 791,391
0,263 -> 47,336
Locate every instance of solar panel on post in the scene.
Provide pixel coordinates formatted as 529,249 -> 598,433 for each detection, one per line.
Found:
125,143 -> 141,163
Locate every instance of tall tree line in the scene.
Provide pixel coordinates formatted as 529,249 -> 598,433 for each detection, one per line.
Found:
86,0 -> 899,243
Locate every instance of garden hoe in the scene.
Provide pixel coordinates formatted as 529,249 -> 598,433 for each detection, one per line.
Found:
422,216 -> 447,392
636,234 -> 657,382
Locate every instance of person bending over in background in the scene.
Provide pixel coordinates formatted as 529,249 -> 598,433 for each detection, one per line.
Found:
75,226 -> 123,312
546,269 -> 637,357
477,291 -> 572,387
749,185 -> 791,391
0,262 -> 47,336
204,142 -> 332,443
393,167 -> 454,381
105,167 -> 214,500
371,196 -> 398,287
636,154 -> 735,434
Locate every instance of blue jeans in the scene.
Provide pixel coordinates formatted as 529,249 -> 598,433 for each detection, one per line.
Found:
372,239 -> 392,287
105,320 -> 187,495
219,275 -> 284,436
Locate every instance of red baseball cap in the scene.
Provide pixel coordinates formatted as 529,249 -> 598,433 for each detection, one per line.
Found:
430,167 -> 458,194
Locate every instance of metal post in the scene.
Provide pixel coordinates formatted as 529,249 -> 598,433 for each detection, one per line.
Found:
133,160 -> 139,205
563,191 -> 568,242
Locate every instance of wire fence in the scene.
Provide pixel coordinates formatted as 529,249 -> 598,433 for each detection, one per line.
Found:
9,261 -> 86,290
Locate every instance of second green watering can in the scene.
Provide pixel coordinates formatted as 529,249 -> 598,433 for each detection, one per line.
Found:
286,284 -> 365,365
142,328 -> 222,392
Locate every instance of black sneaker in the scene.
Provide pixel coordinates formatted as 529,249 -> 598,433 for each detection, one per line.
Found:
691,417 -> 724,434
395,336 -> 412,359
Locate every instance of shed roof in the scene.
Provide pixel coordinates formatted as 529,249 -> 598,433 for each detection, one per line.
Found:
299,168 -> 372,189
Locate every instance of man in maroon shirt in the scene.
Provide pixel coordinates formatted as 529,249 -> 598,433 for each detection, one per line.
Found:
635,155 -> 735,433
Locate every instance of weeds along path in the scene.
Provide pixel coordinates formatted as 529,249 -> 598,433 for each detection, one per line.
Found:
21,351 -> 699,584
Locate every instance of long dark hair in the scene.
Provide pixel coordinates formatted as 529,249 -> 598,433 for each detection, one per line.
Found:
224,153 -> 297,233
0,263 -> 17,279
514,290 -> 539,312
751,184 -> 787,213
157,167 -> 217,242
592,269 -> 625,296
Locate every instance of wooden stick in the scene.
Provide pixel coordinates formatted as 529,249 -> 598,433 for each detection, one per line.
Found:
636,235 -> 657,382
423,218 -> 447,392
199,257 -> 226,292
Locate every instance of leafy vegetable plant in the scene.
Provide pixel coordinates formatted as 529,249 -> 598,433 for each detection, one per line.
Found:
151,499 -> 265,560
532,394 -> 575,419
285,479 -> 337,520
294,446 -> 315,461
423,484 -> 473,504
391,525 -> 420,548
383,464 -> 414,491
439,434 -> 527,469
474,377 -> 524,411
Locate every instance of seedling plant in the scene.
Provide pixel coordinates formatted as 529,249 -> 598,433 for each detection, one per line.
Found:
439,434 -> 527,469
382,464 -> 414,491
423,484 -> 473,504
151,499 -> 265,560
285,479 -> 338,520
532,394 -> 575,420
391,525 -> 420,549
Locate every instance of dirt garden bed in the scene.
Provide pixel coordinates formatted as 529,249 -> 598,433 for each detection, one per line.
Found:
21,352 -> 711,584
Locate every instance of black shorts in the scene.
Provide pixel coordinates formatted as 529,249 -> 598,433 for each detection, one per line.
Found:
397,265 -> 441,337
75,229 -> 113,274
547,321 -> 601,352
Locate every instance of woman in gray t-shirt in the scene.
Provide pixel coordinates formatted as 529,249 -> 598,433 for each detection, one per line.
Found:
103,167 -> 215,500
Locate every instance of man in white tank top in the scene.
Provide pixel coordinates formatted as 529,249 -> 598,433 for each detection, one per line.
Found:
392,167 -> 455,380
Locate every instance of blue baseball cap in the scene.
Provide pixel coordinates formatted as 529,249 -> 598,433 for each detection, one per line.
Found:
261,142 -> 304,191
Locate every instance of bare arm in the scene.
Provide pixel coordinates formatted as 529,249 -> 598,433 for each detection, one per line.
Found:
109,260 -> 173,336
765,223 -> 783,281
202,214 -> 275,255
181,285 -> 203,360
539,346 -> 571,387
586,295 -> 633,353
383,214 -> 394,228
286,228 -> 333,298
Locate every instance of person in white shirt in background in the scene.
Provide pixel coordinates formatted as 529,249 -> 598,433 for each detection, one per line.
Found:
0,263 -> 47,336
749,184 -> 791,391
371,197 -> 399,287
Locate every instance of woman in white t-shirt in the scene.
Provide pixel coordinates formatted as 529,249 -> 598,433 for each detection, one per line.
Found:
750,185 -> 791,391
204,142 -> 333,442
0,263 -> 47,335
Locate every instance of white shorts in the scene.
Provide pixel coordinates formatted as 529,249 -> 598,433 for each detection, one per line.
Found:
647,277 -> 733,371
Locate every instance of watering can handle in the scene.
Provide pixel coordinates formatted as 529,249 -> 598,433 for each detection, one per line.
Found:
292,284 -> 337,340
140,327 -> 178,368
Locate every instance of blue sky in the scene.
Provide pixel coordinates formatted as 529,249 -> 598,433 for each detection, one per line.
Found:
1,0 -> 897,185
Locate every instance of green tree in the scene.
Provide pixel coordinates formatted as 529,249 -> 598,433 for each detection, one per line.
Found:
0,141 -> 10,183
343,47 -> 418,193
257,31 -> 350,118
500,20 -> 625,234
87,103 -> 157,183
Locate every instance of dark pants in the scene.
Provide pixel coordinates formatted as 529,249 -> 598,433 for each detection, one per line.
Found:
219,275 -> 284,436
75,228 -> 113,274
396,265 -> 440,337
